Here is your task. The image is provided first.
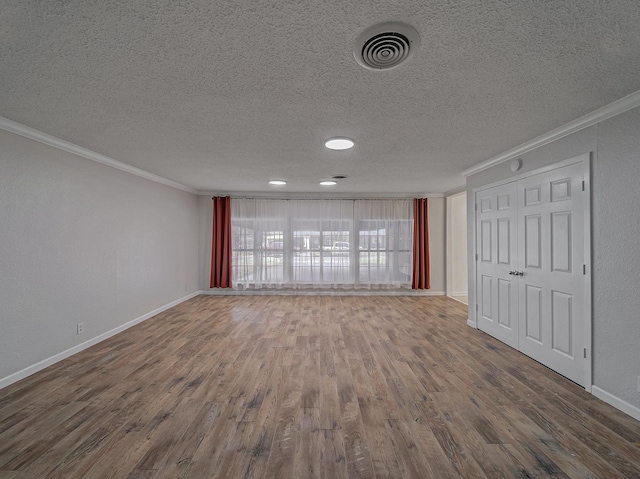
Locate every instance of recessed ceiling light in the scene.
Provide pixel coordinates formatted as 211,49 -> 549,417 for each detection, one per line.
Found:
325,137 -> 354,150
269,180 -> 287,186
319,180 -> 337,186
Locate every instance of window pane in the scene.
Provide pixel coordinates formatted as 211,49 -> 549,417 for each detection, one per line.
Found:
357,218 -> 413,284
256,226 -> 284,284
230,198 -> 412,289
321,221 -> 350,283
232,224 -> 254,283
292,222 -> 321,283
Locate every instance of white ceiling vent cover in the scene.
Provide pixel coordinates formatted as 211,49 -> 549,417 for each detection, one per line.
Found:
354,22 -> 420,71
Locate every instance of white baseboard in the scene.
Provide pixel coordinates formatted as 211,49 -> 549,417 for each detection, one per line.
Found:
591,386 -> 640,421
0,292 -> 200,391
199,289 -> 446,297
467,318 -> 477,328
447,296 -> 468,305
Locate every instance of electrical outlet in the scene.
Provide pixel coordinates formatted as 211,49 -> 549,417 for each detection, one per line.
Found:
77,323 -> 84,335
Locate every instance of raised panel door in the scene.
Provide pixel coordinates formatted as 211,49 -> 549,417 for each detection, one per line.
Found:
517,162 -> 586,385
475,182 -> 519,348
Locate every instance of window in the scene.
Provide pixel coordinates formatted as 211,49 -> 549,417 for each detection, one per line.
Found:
232,198 -> 413,290
358,219 -> 413,285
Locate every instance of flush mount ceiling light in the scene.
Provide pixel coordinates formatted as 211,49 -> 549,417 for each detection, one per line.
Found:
325,137 -> 354,150
354,21 -> 420,70
319,180 -> 337,186
269,180 -> 287,186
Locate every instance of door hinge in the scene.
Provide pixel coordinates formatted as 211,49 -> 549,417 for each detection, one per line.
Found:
475,203 -> 478,211
583,264 -> 586,275
475,254 -> 478,261
475,304 -> 478,311
583,348 -> 587,359
582,180 -> 585,191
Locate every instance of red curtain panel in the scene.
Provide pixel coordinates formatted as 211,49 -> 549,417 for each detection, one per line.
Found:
412,198 -> 431,289
210,196 -> 232,288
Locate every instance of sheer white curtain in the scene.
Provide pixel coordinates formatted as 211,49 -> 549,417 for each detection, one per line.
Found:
355,199 -> 413,289
232,199 -> 288,289
231,198 -> 413,290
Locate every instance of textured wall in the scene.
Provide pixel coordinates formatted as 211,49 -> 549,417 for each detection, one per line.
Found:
0,130 -> 199,382
466,109 -> 640,411
448,193 -> 468,295
198,195 -> 214,290
427,197 -> 446,293
593,108 -> 640,408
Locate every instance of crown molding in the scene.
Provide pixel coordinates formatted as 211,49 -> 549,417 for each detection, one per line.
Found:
0,116 -> 198,194
443,185 -> 467,197
462,89 -> 640,177
0,116 -> 448,197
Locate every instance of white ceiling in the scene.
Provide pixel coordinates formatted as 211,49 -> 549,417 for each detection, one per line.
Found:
2,0 -> 640,195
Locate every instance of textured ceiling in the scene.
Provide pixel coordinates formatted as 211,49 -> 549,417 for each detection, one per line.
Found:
2,0 -> 640,194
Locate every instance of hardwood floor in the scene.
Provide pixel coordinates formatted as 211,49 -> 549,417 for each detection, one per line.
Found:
1,295 -> 639,478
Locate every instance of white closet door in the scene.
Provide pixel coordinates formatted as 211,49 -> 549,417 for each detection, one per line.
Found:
517,162 -> 586,385
475,182 -> 519,348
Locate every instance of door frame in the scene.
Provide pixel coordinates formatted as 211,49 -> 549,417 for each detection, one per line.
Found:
468,152 -> 592,391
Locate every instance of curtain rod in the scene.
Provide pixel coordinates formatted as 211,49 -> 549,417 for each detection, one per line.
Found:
221,197 -> 419,201
205,192 -> 443,199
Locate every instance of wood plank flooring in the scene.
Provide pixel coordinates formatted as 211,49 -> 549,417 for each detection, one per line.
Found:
1,295 -> 640,478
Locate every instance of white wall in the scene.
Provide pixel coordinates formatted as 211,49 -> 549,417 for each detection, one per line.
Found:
466,108 -> 640,415
198,194 -> 214,290
427,197 -> 446,294
0,130 -> 200,386
198,196 -> 447,293
446,192 -> 468,297
593,108 -> 640,413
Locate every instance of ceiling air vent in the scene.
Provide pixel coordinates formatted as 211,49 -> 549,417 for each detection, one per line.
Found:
354,22 -> 420,71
